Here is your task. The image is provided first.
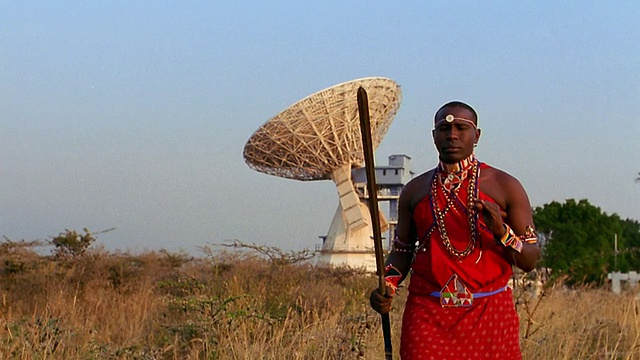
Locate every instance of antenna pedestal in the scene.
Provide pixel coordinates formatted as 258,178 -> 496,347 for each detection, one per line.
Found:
317,202 -> 377,272
316,164 -> 389,271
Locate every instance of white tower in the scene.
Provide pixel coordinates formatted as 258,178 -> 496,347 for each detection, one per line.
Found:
243,78 -> 402,271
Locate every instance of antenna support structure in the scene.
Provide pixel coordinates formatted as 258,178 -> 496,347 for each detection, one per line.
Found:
243,77 -> 409,271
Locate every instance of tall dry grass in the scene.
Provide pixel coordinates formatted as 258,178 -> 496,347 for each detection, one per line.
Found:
0,242 -> 639,359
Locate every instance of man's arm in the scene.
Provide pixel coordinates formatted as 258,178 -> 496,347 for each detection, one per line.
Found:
475,172 -> 541,272
502,176 -> 541,272
369,177 -> 419,314
384,174 -> 423,286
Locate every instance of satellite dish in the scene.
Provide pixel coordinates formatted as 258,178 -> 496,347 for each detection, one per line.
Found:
243,77 -> 402,269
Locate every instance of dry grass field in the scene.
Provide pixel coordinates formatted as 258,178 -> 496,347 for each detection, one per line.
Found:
1,241 -> 639,359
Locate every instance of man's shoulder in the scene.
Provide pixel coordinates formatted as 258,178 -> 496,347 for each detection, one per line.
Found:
481,163 -> 520,183
480,163 -> 526,196
405,169 -> 436,190
401,169 -> 436,210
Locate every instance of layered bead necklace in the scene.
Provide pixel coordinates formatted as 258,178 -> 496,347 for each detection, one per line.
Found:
429,155 -> 480,260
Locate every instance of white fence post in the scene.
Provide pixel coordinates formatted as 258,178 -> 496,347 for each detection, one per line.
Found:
608,271 -> 640,294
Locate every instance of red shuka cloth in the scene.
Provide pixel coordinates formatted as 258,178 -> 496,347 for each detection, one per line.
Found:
400,163 -> 521,360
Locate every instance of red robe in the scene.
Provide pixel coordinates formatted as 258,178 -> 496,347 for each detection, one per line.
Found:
400,163 -> 521,360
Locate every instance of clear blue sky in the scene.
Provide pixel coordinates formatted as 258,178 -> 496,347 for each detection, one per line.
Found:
1,1 -> 639,254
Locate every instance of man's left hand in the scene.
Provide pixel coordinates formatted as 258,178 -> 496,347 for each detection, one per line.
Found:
473,199 -> 507,237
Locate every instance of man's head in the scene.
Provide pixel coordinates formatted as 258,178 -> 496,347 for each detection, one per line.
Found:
432,101 -> 481,164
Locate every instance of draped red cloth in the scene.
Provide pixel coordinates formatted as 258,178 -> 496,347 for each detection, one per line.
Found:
400,162 -> 522,360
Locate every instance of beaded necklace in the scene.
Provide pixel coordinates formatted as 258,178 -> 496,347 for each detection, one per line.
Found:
429,156 -> 480,260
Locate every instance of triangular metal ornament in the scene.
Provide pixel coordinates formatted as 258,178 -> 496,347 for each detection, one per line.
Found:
440,274 -> 473,307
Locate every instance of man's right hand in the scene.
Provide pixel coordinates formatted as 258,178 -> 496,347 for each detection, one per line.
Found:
369,286 -> 394,314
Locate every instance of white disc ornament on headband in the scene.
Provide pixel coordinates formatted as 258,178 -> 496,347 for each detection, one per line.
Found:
435,114 -> 477,129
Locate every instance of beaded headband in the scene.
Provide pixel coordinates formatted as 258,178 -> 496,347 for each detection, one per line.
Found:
434,114 -> 477,129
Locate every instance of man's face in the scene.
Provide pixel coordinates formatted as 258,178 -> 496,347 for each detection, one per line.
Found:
432,106 -> 480,164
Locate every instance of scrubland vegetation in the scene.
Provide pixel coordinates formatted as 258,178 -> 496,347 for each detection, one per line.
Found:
1,232 -> 639,359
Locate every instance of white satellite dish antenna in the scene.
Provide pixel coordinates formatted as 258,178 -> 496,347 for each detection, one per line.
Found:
243,77 -> 402,270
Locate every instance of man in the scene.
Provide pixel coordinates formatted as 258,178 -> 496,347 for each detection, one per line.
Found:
370,101 -> 541,359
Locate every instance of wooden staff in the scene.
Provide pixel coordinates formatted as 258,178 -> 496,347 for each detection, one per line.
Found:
357,86 -> 393,360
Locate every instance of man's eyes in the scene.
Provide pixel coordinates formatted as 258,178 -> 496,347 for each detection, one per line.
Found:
436,124 -> 471,131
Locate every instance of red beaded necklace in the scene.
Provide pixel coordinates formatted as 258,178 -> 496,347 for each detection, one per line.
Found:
429,156 -> 479,260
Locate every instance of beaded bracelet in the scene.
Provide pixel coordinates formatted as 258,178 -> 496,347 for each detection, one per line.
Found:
392,246 -> 415,253
521,225 -> 539,244
512,238 -> 524,252
498,223 -> 523,253
392,236 -> 416,253
392,236 -> 413,247
384,264 -> 403,296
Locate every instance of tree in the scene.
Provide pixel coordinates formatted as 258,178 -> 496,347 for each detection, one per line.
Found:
618,218 -> 640,271
49,228 -> 115,259
533,199 -> 628,285
50,228 -> 97,258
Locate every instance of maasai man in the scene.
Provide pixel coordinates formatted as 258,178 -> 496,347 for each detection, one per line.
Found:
369,101 -> 541,359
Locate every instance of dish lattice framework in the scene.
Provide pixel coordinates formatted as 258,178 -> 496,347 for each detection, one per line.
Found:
243,77 -> 402,181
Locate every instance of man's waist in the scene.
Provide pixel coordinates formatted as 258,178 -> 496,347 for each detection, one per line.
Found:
408,271 -> 511,297
428,285 -> 509,299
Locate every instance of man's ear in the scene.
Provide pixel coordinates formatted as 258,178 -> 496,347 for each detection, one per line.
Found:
475,128 -> 481,143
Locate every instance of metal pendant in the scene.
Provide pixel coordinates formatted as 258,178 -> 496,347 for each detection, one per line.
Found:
440,274 -> 473,307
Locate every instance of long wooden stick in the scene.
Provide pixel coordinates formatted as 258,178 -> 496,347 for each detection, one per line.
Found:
357,86 -> 393,360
